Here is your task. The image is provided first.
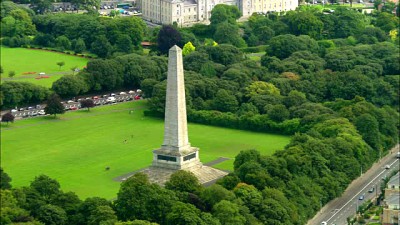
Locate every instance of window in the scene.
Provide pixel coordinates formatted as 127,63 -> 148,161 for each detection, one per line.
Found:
183,153 -> 196,161
158,155 -> 177,162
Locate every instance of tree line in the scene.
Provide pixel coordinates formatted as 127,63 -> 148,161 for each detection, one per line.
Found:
1,3 -> 399,225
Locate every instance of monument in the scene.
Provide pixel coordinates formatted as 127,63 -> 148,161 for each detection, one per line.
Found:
152,45 -> 201,170
116,45 -> 227,185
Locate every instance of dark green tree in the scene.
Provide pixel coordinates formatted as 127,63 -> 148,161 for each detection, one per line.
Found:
37,204 -> 68,225
157,25 -> 182,55
52,75 -> 87,98
91,35 -> 113,58
80,99 -> 95,111
212,89 -> 239,112
0,168 -> 12,189
1,112 -> 15,125
165,170 -> 202,194
44,94 -> 65,118
74,38 -> 86,54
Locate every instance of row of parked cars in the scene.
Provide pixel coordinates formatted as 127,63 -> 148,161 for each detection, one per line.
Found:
9,90 -> 141,117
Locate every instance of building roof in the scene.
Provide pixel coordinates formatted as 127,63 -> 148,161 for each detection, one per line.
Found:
388,172 -> 400,187
184,0 -> 197,5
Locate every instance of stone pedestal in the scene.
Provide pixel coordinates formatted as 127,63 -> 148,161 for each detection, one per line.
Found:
152,147 -> 201,170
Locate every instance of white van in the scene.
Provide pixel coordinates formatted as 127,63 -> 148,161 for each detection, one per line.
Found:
107,97 -> 116,103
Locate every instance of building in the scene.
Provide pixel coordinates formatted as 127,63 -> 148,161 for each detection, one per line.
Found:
382,172 -> 400,225
139,0 -> 297,26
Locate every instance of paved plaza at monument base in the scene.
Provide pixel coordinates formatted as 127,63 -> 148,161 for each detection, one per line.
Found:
117,165 -> 228,186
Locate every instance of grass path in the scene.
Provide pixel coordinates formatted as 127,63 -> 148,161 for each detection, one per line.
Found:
1,101 -> 290,199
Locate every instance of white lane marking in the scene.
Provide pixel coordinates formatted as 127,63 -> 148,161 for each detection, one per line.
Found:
326,159 -> 399,223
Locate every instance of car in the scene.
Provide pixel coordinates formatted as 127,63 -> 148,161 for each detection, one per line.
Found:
128,90 -> 135,94
359,195 -> 364,200
31,111 -> 38,116
36,105 -> 42,109
69,106 -> 78,110
368,187 -> 375,193
120,92 -> 127,95
134,95 -> 141,100
110,93 -> 116,97
19,108 -> 25,111
11,109 -> 18,113
93,96 -> 99,100
107,97 -> 116,103
67,100 -> 75,103
28,106 -> 34,110
385,165 -> 390,169
136,89 -> 142,93
38,110 -> 45,115
321,222 -> 327,225
397,152 -> 400,158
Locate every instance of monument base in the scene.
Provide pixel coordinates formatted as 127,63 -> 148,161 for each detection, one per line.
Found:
152,147 -> 201,170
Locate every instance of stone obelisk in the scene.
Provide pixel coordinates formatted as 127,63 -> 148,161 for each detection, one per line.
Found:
152,45 -> 201,170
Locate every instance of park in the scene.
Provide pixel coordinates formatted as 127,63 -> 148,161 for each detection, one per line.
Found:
0,100 -> 290,199
0,46 -> 89,87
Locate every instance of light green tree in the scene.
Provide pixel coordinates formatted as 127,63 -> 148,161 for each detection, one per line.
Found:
245,81 -> 281,98
182,41 -> 195,56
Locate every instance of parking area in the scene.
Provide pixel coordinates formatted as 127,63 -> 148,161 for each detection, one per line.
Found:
7,90 -> 142,119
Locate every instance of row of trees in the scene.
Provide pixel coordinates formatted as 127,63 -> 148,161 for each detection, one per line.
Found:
1,1 -> 147,57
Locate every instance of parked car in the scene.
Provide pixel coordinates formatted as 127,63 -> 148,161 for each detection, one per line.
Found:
69,106 -> 78,110
385,165 -> 390,169
38,110 -> 46,115
11,109 -> 18,113
368,187 -> 375,193
134,95 -> 141,100
359,195 -> 364,200
67,100 -> 75,103
107,97 -> 116,103
120,92 -> 127,95
93,96 -> 99,100
129,90 -> 135,94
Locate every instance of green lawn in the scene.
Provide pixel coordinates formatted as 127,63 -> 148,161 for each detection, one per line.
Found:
0,46 -> 89,87
1,101 -> 290,199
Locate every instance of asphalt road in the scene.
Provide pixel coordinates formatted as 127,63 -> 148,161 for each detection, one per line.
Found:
308,144 -> 400,225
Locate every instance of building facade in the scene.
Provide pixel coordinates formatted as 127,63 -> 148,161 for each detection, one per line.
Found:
140,0 -> 297,26
382,172 -> 400,225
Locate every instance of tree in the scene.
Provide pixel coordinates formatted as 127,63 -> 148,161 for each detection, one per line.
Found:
0,168 -> 12,189
80,99 -> 95,111
166,202 -> 206,225
212,200 -> 246,225
56,36 -> 71,51
213,22 -> 246,48
182,41 -> 195,56
37,204 -> 67,225
52,75 -> 87,97
212,89 -> 239,112
165,170 -> 202,193
157,25 -> 182,55
210,4 -> 241,26
45,93 -> 65,118
1,112 -> 15,125
74,38 -> 86,54
87,205 -> 117,225
116,34 -> 133,53
30,0 -> 52,14
8,71 -> 15,78
114,173 -> 178,223
56,62 -> 65,70
91,35 -> 113,58
245,81 -> 280,98
286,11 -> 323,39
267,34 -> 320,59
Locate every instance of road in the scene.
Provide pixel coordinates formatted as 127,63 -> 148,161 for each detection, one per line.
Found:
308,144 -> 400,225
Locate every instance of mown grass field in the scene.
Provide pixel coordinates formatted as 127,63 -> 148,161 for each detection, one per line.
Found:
1,101 -> 290,199
0,46 -> 89,87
